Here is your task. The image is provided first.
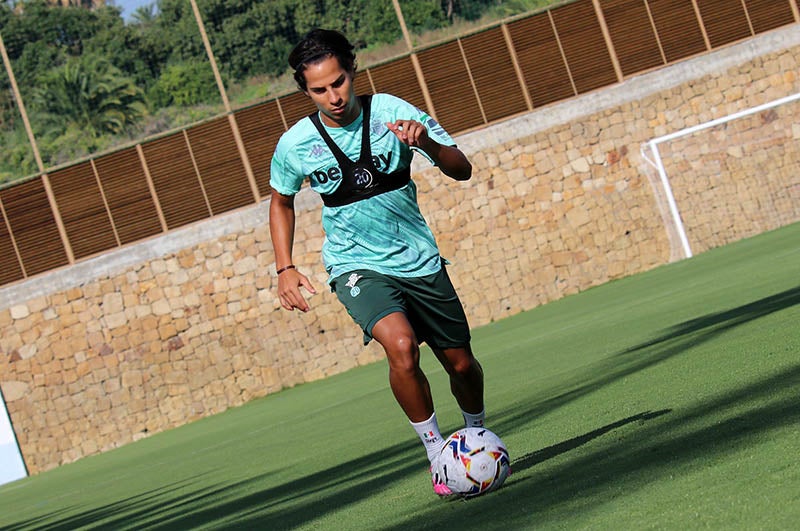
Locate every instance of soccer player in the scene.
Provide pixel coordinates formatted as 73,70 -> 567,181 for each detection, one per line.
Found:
269,28 -> 486,497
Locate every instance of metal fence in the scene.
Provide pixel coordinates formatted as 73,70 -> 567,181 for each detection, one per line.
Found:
0,0 -> 797,287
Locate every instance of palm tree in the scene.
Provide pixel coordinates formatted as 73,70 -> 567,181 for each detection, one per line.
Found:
32,54 -> 146,136
130,3 -> 157,25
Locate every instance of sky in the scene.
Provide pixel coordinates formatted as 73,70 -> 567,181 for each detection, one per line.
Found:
111,0 -> 158,21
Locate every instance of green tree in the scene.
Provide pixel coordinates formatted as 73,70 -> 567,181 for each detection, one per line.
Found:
148,61 -> 220,108
153,0 -> 207,62
82,6 -> 149,83
319,0 -> 406,47
130,3 -> 157,25
442,0 -> 495,21
201,0 -> 298,80
1,1 -> 153,90
32,54 -> 146,136
0,128 -> 40,182
392,0 -> 447,33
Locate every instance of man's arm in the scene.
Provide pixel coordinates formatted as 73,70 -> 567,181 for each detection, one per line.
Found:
419,139 -> 472,181
386,120 -> 472,181
269,189 -> 316,312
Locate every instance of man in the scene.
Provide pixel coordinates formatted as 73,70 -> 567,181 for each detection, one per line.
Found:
269,28 -> 486,497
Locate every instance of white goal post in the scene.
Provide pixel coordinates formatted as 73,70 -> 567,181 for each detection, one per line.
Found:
642,91 -> 800,260
0,387 -> 27,486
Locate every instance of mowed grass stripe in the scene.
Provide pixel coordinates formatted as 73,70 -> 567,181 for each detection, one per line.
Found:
0,222 -> 798,530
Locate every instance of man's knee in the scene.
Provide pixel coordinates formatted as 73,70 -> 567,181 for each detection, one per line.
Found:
439,347 -> 479,378
383,333 -> 420,373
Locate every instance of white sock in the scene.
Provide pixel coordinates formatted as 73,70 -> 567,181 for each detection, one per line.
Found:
462,408 -> 485,428
410,412 -> 444,463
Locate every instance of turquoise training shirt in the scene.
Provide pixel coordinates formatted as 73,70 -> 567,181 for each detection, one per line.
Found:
270,93 -> 457,282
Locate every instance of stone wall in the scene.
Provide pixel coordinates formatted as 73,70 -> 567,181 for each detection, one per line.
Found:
1,25 -> 798,475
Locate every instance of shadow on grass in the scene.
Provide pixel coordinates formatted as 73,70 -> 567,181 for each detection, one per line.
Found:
2,476 -> 215,531
4,435 -> 441,530
387,363 -> 800,530
619,285 -> 800,357
4,287 -> 798,530
380,286 -> 800,528
512,410 -> 672,474
489,285 -> 800,438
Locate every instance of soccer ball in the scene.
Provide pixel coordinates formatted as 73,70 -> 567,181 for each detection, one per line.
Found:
433,427 -> 511,497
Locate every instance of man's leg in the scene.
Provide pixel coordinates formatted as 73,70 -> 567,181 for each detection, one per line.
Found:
371,311 -> 433,423
432,345 -> 485,425
371,311 -> 449,467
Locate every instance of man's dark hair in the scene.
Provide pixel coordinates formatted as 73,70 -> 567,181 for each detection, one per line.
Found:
288,29 -> 357,92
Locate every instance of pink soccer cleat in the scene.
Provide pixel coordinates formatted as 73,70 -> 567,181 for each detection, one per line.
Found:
431,464 -> 454,497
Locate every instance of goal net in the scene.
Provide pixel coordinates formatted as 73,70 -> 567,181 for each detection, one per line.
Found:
642,92 -> 800,261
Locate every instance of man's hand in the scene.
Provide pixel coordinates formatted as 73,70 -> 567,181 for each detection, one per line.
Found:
386,119 -> 472,181
277,268 -> 316,312
386,120 -> 431,150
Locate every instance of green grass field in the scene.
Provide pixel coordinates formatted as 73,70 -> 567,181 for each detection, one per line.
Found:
1,223 -> 798,530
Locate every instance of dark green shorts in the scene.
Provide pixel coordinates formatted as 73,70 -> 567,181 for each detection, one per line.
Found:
330,265 -> 471,348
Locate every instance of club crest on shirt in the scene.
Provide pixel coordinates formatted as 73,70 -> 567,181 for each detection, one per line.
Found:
346,273 -> 362,297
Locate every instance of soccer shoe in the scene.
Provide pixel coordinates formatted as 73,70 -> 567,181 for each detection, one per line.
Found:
430,464 -> 454,497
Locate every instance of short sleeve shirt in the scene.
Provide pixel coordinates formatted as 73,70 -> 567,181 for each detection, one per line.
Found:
270,93 -> 456,282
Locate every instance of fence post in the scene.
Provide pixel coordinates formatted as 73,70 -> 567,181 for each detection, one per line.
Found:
690,0 -> 712,50
137,144 -> 168,233
391,0 -> 438,120
0,32 -> 74,265
501,23 -> 533,111
643,0 -> 667,64
789,0 -> 799,22
0,197 -> 25,277
0,34 -> 42,176
456,39 -> 487,124
189,0 -> 262,204
592,0 -> 624,82
548,11 -> 578,96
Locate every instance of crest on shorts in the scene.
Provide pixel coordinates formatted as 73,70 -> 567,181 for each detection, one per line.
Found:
346,273 -> 362,297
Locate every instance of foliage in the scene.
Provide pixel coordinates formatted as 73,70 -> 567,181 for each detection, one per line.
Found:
480,0 -> 556,17
0,127 -> 38,181
148,61 -> 220,108
31,54 -> 146,136
130,3 -> 157,25
2,0 -> 103,82
204,0 -> 298,79
82,6 -> 167,88
400,0 -> 448,32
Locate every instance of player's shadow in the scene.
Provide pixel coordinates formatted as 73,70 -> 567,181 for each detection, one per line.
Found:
511,409 -> 672,474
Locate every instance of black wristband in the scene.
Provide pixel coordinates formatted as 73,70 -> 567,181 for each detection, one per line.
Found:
276,265 -> 296,275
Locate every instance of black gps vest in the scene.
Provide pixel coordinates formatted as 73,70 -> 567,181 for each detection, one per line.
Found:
309,95 -> 411,208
